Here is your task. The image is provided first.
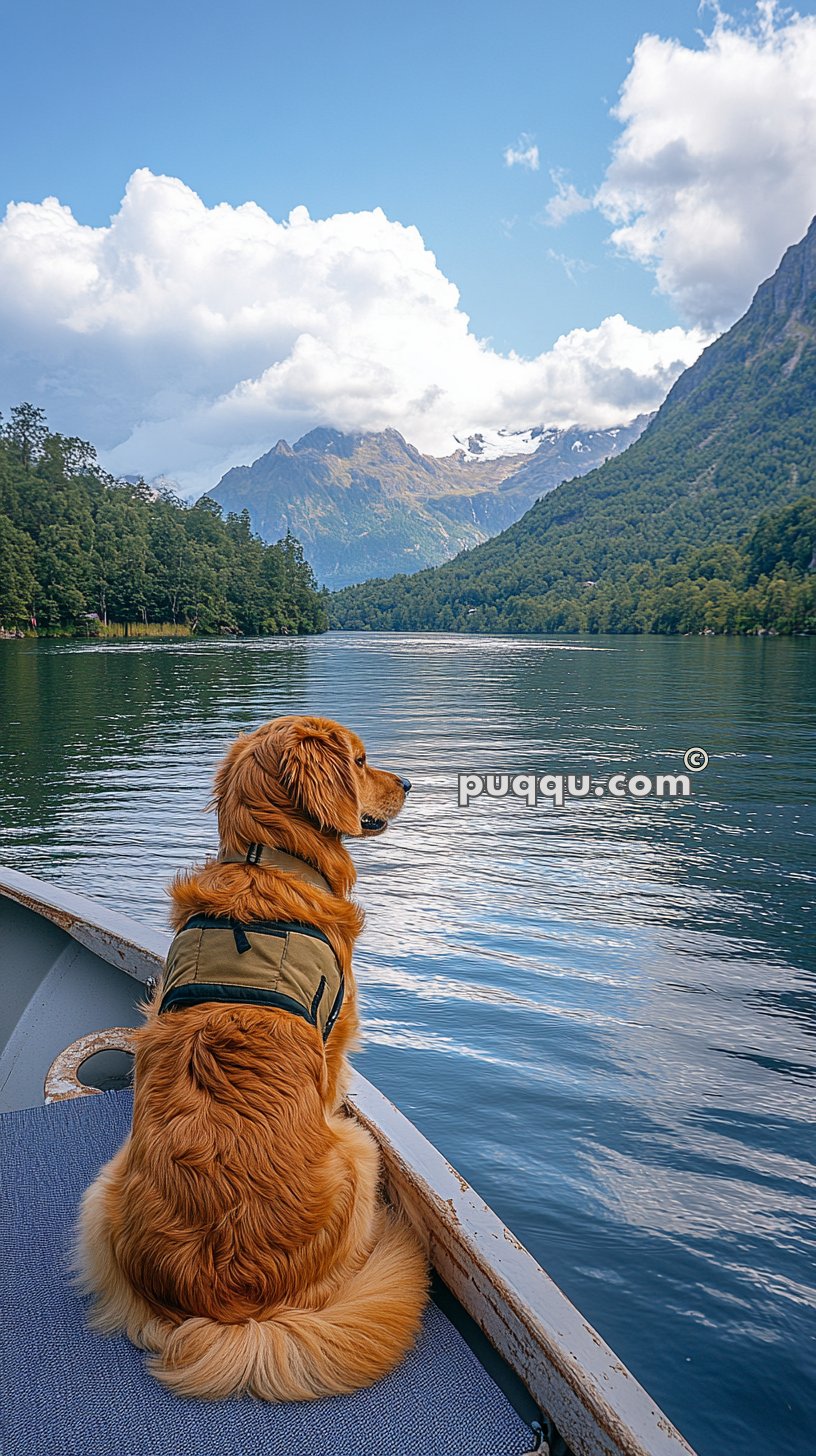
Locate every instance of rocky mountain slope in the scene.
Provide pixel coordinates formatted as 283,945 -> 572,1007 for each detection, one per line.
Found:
207,418 -> 648,588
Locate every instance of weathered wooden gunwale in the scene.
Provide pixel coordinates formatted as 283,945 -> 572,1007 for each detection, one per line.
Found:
0,864 -> 696,1456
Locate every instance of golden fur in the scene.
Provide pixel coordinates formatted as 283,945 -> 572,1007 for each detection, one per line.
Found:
74,715 -> 428,1400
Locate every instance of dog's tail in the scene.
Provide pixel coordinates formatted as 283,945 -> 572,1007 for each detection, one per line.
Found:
146,1211 -> 428,1402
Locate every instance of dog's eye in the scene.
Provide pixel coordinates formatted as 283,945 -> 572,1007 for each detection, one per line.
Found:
355,755 -> 365,767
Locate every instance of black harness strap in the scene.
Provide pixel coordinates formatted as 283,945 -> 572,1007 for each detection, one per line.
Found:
160,981 -> 342,1029
181,914 -> 333,949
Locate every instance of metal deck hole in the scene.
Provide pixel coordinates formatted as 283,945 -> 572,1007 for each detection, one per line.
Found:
77,1049 -> 135,1092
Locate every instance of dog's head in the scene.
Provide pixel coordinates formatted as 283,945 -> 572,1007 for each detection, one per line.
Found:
213,715 -> 410,847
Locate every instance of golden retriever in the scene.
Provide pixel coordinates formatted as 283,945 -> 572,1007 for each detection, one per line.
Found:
74,715 -> 428,1400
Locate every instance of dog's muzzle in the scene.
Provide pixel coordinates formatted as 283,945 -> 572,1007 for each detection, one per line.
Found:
360,777 -> 410,833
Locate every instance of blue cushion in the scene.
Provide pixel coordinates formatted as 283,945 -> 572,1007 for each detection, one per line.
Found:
0,1090 -> 533,1456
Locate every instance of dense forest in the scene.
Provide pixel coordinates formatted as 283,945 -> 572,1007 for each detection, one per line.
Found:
332,497 -> 816,635
0,406 -> 328,637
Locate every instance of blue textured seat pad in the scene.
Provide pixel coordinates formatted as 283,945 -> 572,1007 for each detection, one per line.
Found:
1,1090 -> 533,1456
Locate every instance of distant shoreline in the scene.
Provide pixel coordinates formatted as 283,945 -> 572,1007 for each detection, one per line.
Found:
0,623 -> 323,643
3,624 -> 812,644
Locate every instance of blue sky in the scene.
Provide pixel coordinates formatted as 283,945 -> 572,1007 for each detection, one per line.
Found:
1,0 -> 724,350
1,1 -> 815,487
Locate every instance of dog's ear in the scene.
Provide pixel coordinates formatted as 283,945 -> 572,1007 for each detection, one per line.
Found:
277,719 -> 361,835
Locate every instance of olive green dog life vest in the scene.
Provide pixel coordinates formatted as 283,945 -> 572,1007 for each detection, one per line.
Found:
159,915 -> 345,1041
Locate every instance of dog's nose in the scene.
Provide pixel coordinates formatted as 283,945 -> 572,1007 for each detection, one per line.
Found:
401,778 -> 412,795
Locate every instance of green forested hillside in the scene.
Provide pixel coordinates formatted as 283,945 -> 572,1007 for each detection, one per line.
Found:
332,500 -> 815,634
0,406 -> 327,637
333,219 -> 816,636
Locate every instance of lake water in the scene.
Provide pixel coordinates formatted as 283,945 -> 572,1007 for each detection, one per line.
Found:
1,631 -> 814,1455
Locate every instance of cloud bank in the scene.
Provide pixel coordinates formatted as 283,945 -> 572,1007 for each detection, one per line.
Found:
595,4 -> 816,329
0,170 -> 706,492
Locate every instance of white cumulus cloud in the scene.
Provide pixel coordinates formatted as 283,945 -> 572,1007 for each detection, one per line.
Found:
0,169 -> 707,493
595,3 -> 816,328
504,134 -> 540,171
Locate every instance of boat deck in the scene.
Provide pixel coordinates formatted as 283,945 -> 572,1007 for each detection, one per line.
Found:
1,1088 -> 535,1456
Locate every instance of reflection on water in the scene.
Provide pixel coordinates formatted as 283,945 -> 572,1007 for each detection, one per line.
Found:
1,631 -> 814,1455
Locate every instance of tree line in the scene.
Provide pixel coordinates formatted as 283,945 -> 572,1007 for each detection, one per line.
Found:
0,405 -> 328,636
332,497 -> 816,636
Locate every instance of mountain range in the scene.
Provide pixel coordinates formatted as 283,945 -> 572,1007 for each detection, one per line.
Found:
207,418 -> 649,589
331,216 -> 816,635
